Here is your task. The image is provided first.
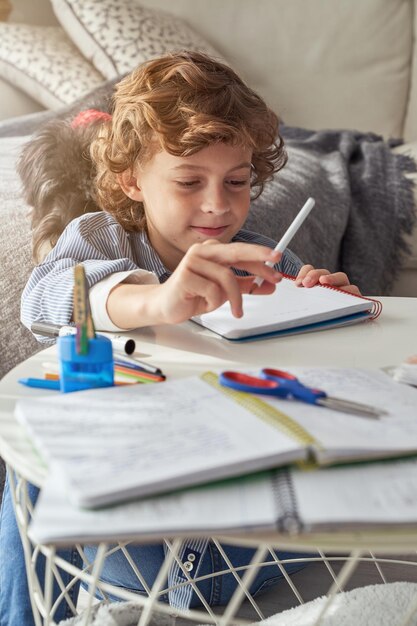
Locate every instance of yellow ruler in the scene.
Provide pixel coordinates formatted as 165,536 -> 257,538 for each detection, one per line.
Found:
202,371 -> 321,467
73,265 -> 95,355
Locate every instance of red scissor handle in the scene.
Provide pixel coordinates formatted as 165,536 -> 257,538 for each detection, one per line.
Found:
222,371 -> 279,390
262,368 -> 297,381
219,370 -> 326,403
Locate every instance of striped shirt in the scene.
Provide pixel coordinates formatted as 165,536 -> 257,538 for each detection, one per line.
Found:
20,211 -> 302,609
21,211 -> 303,342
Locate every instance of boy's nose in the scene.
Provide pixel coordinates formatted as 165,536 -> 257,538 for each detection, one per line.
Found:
200,187 -> 230,214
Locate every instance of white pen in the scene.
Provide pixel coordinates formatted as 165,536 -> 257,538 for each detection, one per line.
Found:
250,196 -> 315,292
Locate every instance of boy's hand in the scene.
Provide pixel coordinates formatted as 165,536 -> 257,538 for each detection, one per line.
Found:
158,240 -> 282,323
295,264 -> 361,295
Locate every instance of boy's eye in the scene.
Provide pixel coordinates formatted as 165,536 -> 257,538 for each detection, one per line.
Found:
227,179 -> 249,187
176,180 -> 200,187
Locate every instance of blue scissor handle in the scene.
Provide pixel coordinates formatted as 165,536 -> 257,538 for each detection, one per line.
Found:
260,368 -> 327,405
219,371 -> 292,398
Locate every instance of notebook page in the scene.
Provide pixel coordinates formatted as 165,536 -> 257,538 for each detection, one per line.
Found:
292,458 -> 417,529
29,469 -> 279,545
14,376 -> 305,508
192,278 -> 372,339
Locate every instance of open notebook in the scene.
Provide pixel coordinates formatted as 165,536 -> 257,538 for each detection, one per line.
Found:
14,367 -> 417,509
192,276 -> 381,340
29,458 -> 417,545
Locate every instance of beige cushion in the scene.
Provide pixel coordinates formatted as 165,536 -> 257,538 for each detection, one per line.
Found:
0,23 -> 105,109
51,0 -> 221,80
139,0 -> 412,139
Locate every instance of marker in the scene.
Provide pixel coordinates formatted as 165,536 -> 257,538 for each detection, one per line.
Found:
97,333 -> 136,355
31,322 -> 136,355
31,321 -> 76,338
18,377 -> 60,391
250,197 -> 315,292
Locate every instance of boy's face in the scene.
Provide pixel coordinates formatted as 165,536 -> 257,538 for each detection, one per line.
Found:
129,143 -> 252,271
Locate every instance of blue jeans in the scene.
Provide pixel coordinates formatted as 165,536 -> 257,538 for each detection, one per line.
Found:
0,476 -> 308,626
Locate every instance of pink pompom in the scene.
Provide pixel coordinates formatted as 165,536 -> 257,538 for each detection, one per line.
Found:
71,109 -> 112,128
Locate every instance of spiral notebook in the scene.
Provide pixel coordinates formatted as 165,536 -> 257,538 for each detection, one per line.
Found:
30,458 -> 417,545
192,275 -> 381,340
15,367 -> 417,510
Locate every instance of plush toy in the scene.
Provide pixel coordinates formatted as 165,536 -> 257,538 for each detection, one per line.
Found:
17,108 -> 112,263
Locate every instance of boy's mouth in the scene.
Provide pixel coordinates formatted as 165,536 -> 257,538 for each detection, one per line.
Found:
191,225 -> 228,237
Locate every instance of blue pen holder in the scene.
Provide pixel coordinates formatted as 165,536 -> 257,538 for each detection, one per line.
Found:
58,335 -> 114,393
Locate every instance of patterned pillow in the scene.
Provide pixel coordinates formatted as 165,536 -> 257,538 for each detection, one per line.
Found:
0,23 -> 105,109
51,0 -> 222,79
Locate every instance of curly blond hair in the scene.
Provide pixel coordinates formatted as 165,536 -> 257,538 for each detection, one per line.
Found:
91,50 -> 287,232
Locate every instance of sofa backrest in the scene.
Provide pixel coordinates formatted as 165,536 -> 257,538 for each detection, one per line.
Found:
404,5 -> 417,141
139,0 -> 416,141
8,0 -> 417,140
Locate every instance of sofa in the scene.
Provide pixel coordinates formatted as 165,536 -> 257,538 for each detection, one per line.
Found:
0,0 -> 417,383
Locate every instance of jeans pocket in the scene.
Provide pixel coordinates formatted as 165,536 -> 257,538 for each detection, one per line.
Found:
251,573 -> 288,598
249,554 -> 311,598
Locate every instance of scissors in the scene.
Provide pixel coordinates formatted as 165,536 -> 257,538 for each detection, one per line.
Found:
219,368 -> 387,419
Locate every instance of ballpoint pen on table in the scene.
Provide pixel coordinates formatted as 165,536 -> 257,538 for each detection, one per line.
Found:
113,353 -> 165,377
250,197 -> 315,293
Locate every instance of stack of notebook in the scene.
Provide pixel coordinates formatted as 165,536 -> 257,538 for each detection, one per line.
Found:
13,365 -> 417,544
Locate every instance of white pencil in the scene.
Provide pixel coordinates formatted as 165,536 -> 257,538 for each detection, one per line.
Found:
250,196 -> 315,291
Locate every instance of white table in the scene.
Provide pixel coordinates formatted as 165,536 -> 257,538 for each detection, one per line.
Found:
1,296 -> 417,626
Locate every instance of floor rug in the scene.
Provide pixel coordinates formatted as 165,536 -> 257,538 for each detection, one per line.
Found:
60,582 -> 417,625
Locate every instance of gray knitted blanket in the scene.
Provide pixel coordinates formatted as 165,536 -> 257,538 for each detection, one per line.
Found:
246,125 -> 416,295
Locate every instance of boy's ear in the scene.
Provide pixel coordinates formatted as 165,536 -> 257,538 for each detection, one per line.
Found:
117,170 -> 144,201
